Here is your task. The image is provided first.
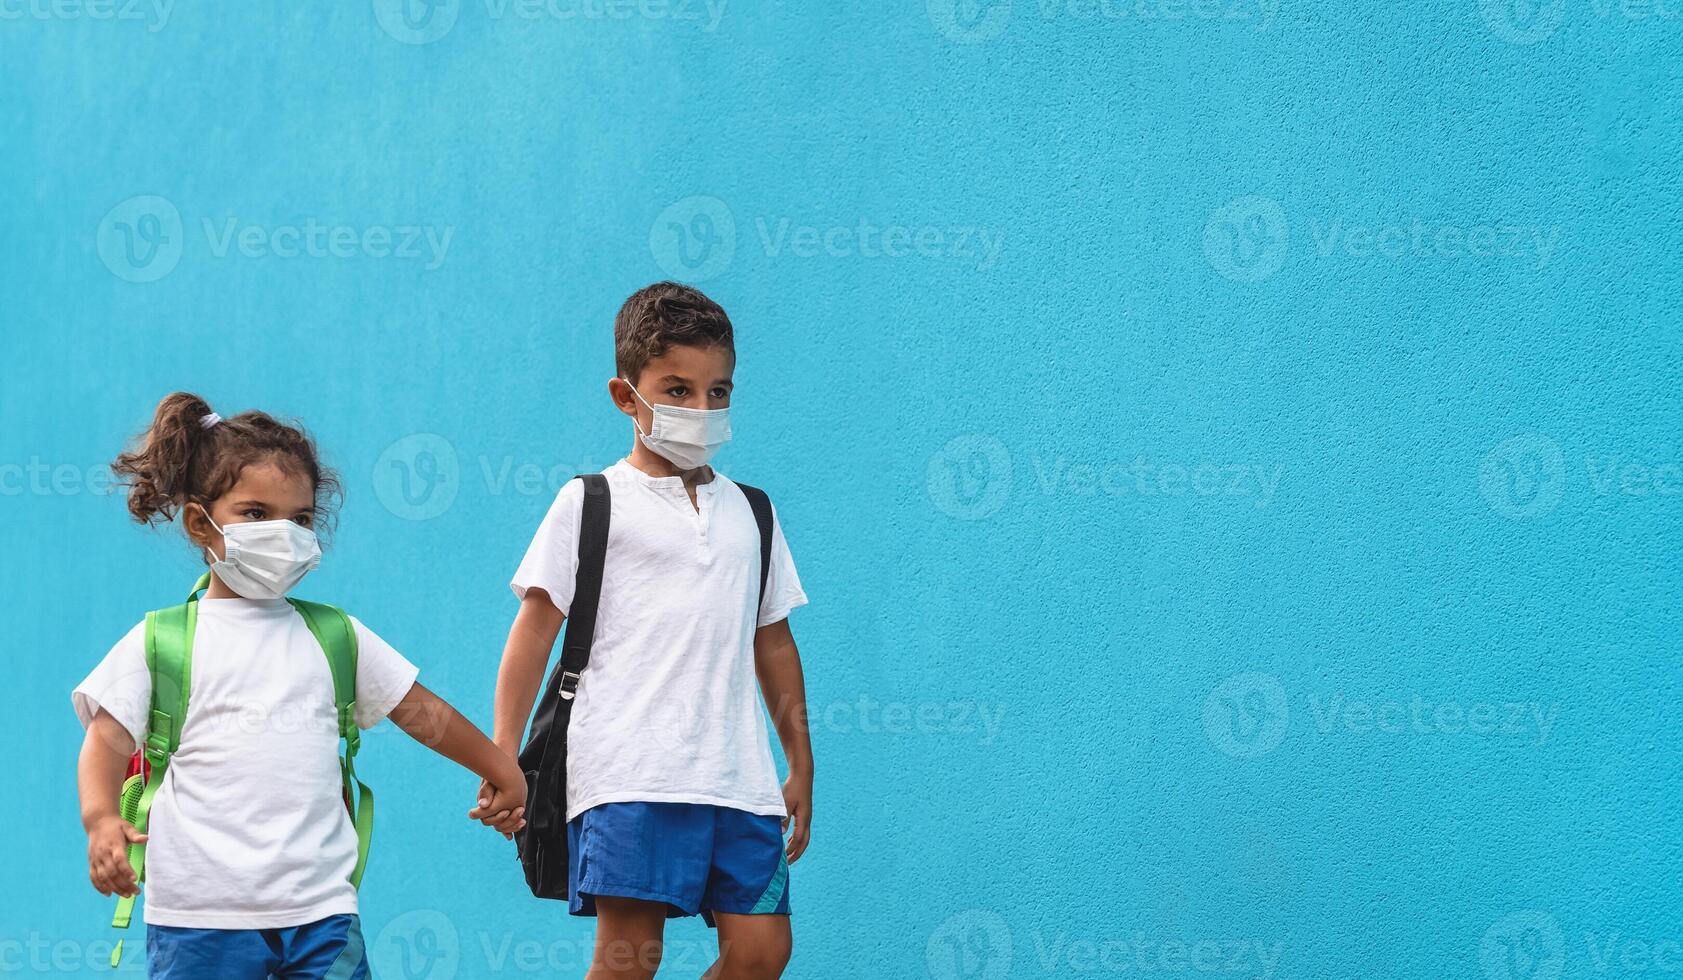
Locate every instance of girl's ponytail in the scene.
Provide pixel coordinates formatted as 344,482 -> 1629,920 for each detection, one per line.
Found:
111,392 -> 339,533
111,391 -> 220,525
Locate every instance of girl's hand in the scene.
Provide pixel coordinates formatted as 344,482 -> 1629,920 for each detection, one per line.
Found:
87,815 -> 145,897
468,773 -> 527,839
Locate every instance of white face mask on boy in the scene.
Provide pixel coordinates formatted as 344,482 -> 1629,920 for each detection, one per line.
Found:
626,380 -> 732,470
197,505 -> 322,599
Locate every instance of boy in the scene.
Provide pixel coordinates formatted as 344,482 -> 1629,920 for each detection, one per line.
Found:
488,282 -> 813,980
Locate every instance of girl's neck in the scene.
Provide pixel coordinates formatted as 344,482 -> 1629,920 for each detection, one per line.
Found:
202,571 -> 244,600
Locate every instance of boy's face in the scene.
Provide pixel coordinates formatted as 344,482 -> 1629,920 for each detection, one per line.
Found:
610,343 -> 735,432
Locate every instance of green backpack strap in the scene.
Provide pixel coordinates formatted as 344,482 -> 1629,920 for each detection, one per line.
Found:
289,598 -> 374,889
109,573 -> 207,966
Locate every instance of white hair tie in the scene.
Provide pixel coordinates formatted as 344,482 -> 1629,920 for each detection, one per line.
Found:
200,412 -> 223,429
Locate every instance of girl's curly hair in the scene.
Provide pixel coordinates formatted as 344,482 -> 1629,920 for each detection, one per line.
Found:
111,391 -> 340,533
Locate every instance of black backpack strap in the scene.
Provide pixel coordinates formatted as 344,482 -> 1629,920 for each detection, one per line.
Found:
557,473 -> 610,700
736,483 -> 774,621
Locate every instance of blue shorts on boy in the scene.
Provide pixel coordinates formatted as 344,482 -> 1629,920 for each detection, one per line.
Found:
148,914 -> 368,980
568,802 -> 791,921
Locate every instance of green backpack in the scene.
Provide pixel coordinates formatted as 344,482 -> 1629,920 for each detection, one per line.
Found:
108,573 -> 374,966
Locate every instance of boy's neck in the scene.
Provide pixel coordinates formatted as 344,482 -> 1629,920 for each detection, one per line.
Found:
625,440 -> 714,486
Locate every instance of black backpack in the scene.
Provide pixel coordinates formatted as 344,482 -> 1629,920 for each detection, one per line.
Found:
515,472 -> 776,900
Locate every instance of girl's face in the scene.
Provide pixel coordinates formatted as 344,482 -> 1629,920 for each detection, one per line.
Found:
183,458 -> 317,560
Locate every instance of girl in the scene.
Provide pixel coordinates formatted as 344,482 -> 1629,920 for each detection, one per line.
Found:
74,392 -> 526,979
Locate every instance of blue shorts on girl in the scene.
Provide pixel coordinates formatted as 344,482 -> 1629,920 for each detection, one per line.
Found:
568,802 -> 791,922
148,914 -> 368,980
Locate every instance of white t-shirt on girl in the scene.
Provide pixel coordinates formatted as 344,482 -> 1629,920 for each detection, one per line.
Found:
511,460 -> 808,822
72,597 -> 418,929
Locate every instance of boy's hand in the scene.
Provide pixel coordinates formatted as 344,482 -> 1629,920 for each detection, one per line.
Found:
86,815 -> 145,897
782,772 -> 812,863
469,773 -> 528,839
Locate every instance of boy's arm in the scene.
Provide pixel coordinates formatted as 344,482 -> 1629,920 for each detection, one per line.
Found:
754,617 -> 814,863
490,591 -> 565,757
387,681 -> 527,835
77,710 -> 145,897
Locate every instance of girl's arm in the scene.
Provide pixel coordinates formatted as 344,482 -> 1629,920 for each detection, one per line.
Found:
754,617 -> 814,863
387,681 -> 527,835
77,710 -> 146,896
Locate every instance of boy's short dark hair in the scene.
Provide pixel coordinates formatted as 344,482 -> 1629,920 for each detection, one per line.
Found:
614,281 -> 735,383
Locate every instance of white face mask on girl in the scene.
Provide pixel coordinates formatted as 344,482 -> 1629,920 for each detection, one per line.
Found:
197,505 -> 322,599
626,380 -> 732,470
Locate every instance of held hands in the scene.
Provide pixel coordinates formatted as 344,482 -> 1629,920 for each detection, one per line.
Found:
469,764 -> 528,839
389,682 -> 528,839
86,814 -> 145,898
782,771 -> 812,863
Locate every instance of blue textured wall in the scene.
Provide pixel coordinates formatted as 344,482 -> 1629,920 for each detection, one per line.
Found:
2,2 -> 1680,978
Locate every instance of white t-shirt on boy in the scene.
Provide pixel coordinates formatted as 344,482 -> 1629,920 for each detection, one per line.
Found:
511,459 -> 808,822
73,597 -> 418,929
